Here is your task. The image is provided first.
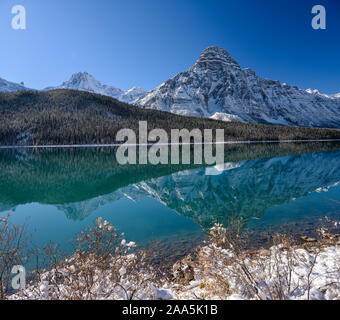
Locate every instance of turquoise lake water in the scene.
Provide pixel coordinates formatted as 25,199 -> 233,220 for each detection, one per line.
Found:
1,142 -> 340,265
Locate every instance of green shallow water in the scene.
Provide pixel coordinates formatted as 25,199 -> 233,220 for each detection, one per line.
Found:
1,142 -> 340,265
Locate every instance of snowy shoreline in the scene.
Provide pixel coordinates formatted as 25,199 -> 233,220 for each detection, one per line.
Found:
169,242 -> 340,300
8,223 -> 340,301
8,241 -> 339,300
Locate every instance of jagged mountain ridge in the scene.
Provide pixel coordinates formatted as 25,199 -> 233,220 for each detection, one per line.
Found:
45,72 -> 146,104
136,46 -> 340,128
1,46 -> 340,127
0,72 -> 146,104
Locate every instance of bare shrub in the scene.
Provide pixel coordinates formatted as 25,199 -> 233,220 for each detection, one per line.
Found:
190,220 -> 340,300
14,218 -> 159,300
0,214 -> 30,299
5,216 -> 339,300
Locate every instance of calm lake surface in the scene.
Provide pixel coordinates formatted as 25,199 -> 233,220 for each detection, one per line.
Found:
1,142 -> 340,265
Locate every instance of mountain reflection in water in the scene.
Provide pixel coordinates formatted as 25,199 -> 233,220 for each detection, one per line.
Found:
1,142 -> 340,263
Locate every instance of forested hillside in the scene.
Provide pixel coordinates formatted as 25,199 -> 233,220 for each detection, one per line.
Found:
1,90 -> 340,146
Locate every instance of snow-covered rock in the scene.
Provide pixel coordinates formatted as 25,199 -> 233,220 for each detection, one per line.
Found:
120,86 -> 146,104
210,112 -> 242,122
45,72 -> 146,104
136,46 -> 340,128
0,77 -> 29,92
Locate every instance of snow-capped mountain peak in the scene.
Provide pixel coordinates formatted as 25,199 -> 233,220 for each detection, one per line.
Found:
45,72 -> 124,98
136,46 -> 340,128
195,46 -> 240,69
64,72 -> 103,90
45,72 -> 146,104
306,89 -> 340,100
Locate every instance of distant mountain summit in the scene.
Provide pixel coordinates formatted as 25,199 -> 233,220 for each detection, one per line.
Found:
0,77 -> 29,92
45,72 -> 124,98
1,48 -> 339,127
45,72 -> 146,104
136,46 -> 340,128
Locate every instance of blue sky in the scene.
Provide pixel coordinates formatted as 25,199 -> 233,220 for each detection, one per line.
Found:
0,0 -> 339,93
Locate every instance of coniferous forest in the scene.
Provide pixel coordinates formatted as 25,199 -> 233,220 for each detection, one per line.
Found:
1,89 -> 340,146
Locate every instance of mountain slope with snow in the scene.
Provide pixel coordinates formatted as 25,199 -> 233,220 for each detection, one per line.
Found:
45,72 -> 146,104
0,77 -> 29,93
136,46 -> 340,128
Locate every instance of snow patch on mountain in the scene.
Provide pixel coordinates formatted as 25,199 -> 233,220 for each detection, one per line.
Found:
120,86 -> 146,104
210,112 -> 242,122
0,77 -> 29,93
136,46 -> 340,128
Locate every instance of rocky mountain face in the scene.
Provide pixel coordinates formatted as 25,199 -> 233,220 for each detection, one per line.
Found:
2,47 -> 339,127
136,46 -> 340,128
45,72 -> 146,104
0,77 -> 29,92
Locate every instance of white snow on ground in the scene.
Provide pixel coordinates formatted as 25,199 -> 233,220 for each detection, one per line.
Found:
8,241 -> 339,300
167,244 -> 340,300
7,218 -> 340,301
8,255 -> 157,300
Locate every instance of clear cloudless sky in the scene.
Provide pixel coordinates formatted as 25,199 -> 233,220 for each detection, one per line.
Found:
0,0 -> 339,93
